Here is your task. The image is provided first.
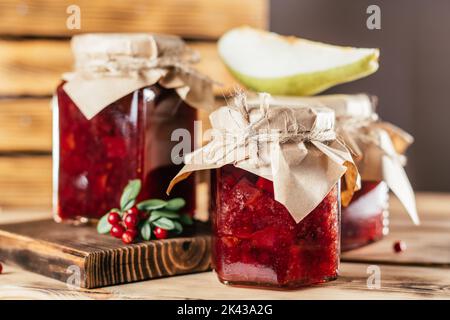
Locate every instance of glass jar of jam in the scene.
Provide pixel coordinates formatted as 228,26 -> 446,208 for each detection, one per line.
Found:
211,165 -> 340,288
265,94 -> 418,251
53,34 -> 213,223
341,180 -> 389,250
168,95 -> 358,288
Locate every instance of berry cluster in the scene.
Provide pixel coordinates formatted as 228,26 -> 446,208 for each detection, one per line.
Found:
107,207 -> 145,243
97,179 -> 193,244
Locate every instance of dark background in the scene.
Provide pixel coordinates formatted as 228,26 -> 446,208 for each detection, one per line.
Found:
271,0 -> 450,192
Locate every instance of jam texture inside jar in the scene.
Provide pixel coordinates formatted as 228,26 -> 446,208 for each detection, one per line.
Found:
212,165 -> 340,288
341,180 -> 389,251
54,83 -> 196,222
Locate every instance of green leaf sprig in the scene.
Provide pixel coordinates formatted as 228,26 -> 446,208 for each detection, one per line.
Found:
96,179 -> 193,242
137,198 -> 193,240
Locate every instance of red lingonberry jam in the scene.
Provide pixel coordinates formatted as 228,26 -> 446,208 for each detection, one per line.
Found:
341,181 -> 389,251
54,83 -> 196,222
211,165 -> 340,289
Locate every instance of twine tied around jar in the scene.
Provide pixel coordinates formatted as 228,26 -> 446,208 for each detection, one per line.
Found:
271,93 -> 419,224
168,92 -> 360,223
62,33 -> 215,120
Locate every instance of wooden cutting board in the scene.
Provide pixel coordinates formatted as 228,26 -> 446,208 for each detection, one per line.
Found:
0,219 -> 211,289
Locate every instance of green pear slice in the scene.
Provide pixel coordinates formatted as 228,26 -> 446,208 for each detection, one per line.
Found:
218,27 -> 380,96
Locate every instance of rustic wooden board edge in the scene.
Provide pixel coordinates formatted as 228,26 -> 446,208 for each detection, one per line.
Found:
0,219 -> 212,289
0,228 -> 87,285
84,234 -> 212,288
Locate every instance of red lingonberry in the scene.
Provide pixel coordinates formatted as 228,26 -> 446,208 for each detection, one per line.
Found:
393,240 -> 407,253
154,227 -> 169,240
110,225 -> 125,239
107,211 -> 121,226
124,214 -> 139,228
126,207 -> 138,216
122,230 -> 137,244
0,262 -> 3,274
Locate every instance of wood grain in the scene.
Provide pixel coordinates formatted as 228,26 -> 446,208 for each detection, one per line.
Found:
0,39 -> 239,97
342,193 -> 450,267
0,0 -> 268,39
0,262 -> 449,300
0,219 -> 211,288
341,225 -> 450,267
0,99 -> 52,152
0,40 -> 70,97
0,155 -> 51,207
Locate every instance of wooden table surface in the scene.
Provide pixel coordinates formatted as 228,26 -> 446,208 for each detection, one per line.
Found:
0,192 -> 449,300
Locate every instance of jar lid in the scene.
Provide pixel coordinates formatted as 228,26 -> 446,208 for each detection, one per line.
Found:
248,94 -> 375,121
63,33 -> 214,120
232,95 -> 336,137
168,93 -> 358,223
71,33 -> 186,63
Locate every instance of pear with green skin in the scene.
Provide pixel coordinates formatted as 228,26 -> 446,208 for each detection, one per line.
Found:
218,27 -> 380,96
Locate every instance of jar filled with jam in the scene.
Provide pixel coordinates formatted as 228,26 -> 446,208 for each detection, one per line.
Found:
267,94 -> 419,251
168,94 -> 358,288
211,165 -> 340,288
341,180 -> 389,250
53,34 -> 213,223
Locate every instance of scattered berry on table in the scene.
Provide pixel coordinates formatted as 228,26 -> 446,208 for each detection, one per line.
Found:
0,262 -> 3,274
393,240 -> 407,253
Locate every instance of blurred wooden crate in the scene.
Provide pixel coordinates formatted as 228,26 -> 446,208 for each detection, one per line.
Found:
0,0 -> 268,39
0,0 -> 268,208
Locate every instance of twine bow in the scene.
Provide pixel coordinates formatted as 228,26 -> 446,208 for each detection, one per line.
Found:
168,93 -> 359,223
63,35 -> 214,120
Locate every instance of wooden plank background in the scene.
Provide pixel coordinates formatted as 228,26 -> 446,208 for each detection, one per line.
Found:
0,0 -> 268,39
0,99 -> 52,152
0,156 -> 51,207
0,0 -> 268,208
0,40 -> 239,97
